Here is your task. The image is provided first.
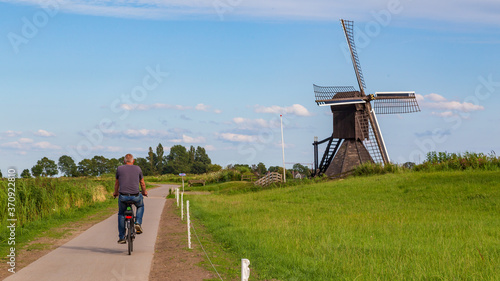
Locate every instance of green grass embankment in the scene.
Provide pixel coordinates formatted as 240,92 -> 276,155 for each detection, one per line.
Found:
0,177 -> 115,257
188,170 -> 500,280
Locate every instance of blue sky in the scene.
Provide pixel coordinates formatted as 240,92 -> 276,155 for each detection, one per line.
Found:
1,0 -> 500,174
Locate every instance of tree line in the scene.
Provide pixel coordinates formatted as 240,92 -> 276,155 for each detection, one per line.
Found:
18,144 -> 215,178
4,142 -> 313,179
227,163 -> 311,178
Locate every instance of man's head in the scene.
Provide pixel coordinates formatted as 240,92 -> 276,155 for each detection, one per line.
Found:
124,154 -> 134,164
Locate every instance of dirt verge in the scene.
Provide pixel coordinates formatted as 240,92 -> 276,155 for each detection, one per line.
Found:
149,198 -> 215,280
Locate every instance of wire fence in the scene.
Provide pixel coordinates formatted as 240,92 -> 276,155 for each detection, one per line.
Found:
176,189 -> 224,281
191,222 -> 223,281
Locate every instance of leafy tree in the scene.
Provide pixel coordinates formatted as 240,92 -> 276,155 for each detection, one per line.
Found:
91,155 -> 109,176
195,146 -> 211,165
106,158 -> 121,173
255,162 -> 267,175
191,146 -> 211,174
293,163 -> 311,177
268,166 -> 280,173
147,147 -> 157,175
165,145 -> 190,174
187,146 -> 196,165
134,157 -> 151,176
156,143 -> 165,174
403,162 -> 416,170
33,157 -> 58,177
233,164 -> 251,173
208,164 -> 222,172
191,162 -> 205,174
31,165 -> 43,177
77,159 -> 93,177
58,155 -> 77,177
0,169 -> 2,178
20,169 -> 31,178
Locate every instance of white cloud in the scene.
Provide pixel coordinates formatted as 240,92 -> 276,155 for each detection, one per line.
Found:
0,141 -> 23,149
425,93 -> 447,102
419,93 -> 484,113
119,103 -> 221,114
33,141 -> 61,150
3,130 -> 22,138
233,117 -> 274,129
218,133 -> 258,143
34,129 -> 56,137
104,129 -> 171,139
19,138 -> 34,143
130,147 -> 149,152
254,104 -> 311,117
431,111 -> 454,118
205,145 -> 216,151
124,129 -> 157,137
4,0 -> 500,26
170,134 -> 206,143
195,103 -> 210,111
119,103 -> 192,111
2,138 -> 60,151
90,145 -> 123,152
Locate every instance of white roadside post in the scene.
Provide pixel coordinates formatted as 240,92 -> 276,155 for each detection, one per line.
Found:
187,200 -> 192,249
280,114 -> 286,183
241,259 -> 250,281
176,188 -> 179,207
181,192 -> 184,220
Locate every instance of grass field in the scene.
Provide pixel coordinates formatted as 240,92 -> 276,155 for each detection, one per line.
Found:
0,177 -> 115,257
187,170 -> 500,280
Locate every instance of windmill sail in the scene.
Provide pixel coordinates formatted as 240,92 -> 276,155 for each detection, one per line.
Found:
373,92 -> 421,114
313,85 -> 364,106
314,85 -> 356,103
341,19 -> 366,94
366,109 -> 390,163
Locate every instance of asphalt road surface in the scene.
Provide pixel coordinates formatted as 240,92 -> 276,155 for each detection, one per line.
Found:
6,184 -> 175,281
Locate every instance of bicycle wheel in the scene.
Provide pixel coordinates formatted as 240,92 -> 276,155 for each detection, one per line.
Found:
130,217 -> 135,252
127,221 -> 133,255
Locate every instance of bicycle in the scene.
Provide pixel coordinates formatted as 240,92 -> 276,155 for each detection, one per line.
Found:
122,200 -> 136,255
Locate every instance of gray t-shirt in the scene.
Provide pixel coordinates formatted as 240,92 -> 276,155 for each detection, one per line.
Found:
116,165 -> 143,194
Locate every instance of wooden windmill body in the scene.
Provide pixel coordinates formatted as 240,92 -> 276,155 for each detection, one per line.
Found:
312,19 -> 420,178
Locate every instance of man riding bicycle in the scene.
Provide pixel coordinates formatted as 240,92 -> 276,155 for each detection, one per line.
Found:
113,154 -> 148,244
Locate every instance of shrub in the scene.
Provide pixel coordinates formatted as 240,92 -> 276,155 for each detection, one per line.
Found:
414,151 -> 500,172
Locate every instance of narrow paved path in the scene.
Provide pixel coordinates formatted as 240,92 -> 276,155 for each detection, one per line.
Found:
5,184 -> 176,281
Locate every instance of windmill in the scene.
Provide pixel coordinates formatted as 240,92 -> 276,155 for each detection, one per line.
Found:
312,19 -> 420,177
